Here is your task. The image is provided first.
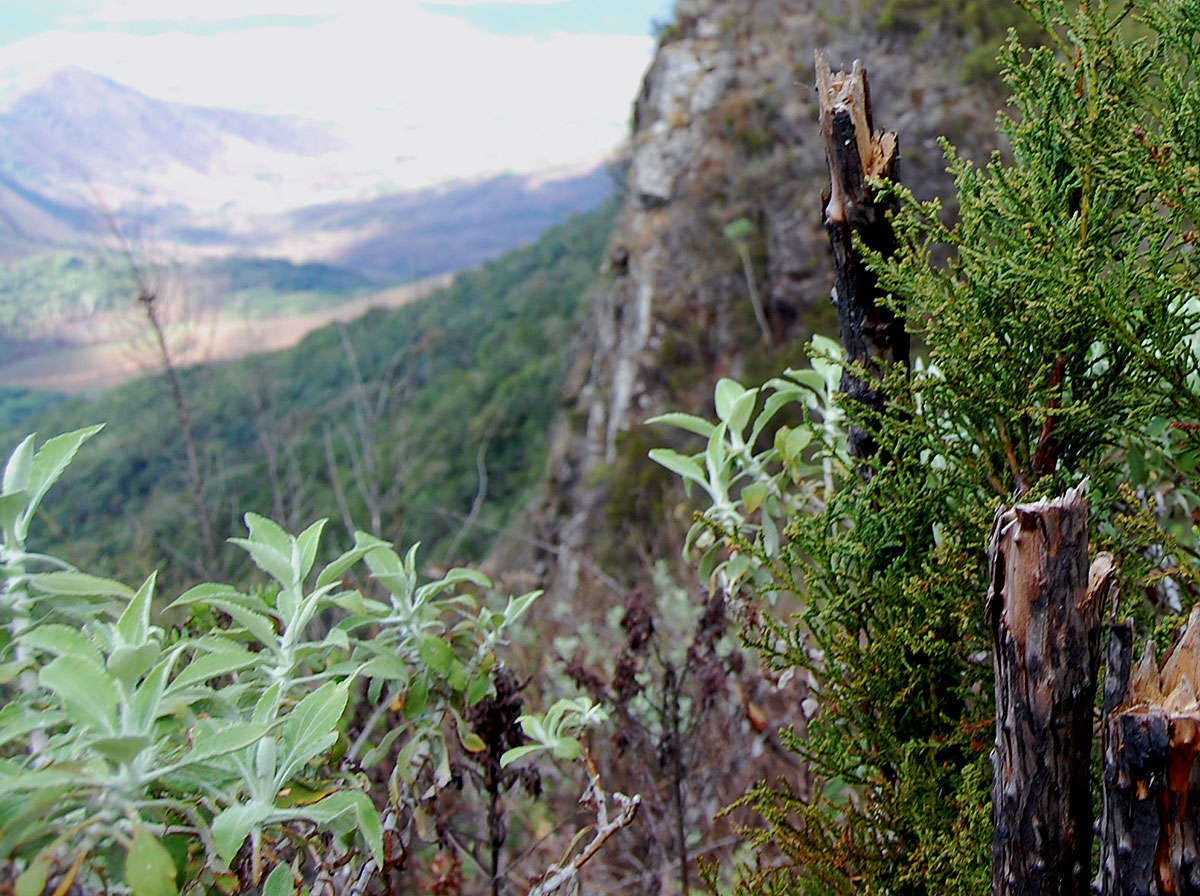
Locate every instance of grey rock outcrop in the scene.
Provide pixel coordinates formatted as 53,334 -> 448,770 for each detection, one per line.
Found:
526,0 -> 1000,607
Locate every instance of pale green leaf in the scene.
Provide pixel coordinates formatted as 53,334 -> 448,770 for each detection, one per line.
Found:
362,653 -> 409,680
0,491 -> 26,546
15,849 -> 52,896
116,572 -> 158,646
714,378 -> 745,422
32,570 -> 133,599
418,636 -> 456,678
168,648 -> 260,692
415,567 -> 490,603
466,671 -> 491,706
726,387 -> 759,440
212,801 -> 272,864
107,643 -> 161,689
404,674 -> 429,719
19,624 -> 103,666
500,744 -> 544,767
39,654 -> 116,734
315,531 -> 388,589
742,482 -> 768,514
262,863 -> 294,896
287,791 -> 383,866
167,583 -> 252,609
243,513 -> 292,559
91,734 -> 153,764
22,426 -> 104,530
126,827 -> 178,896
275,681 -> 349,785
750,387 -> 804,444
784,426 -> 813,461
293,519 -> 327,584
705,422 -> 729,486
647,449 -> 705,487
181,721 -> 274,767
3,434 -> 35,496
723,217 -> 754,241
128,650 -> 182,731
230,537 -> 293,589
645,412 -> 716,438
205,601 -> 279,650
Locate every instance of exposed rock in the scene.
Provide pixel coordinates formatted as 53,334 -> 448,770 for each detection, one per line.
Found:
518,0 -> 1002,612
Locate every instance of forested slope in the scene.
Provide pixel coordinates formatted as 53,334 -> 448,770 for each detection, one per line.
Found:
1,202 -> 616,586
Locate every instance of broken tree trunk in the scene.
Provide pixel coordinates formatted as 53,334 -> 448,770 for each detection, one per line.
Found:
1100,606 -> 1200,895
986,483 -> 1111,896
815,52 -> 909,463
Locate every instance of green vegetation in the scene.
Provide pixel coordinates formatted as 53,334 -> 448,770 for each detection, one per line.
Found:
0,251 -> 384,342
0,252 -> 137,337
1,202 -> 616,588
198,256 -> 379,317
0,388 -> 64,431
871,0 -> 1050,81
0,428 -> 607,894
655,0 -> 1200,891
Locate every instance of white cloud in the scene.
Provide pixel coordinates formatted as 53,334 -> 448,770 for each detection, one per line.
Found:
83,0 -> 568,24
0,3 -> 655,187
419,1 -> 568,6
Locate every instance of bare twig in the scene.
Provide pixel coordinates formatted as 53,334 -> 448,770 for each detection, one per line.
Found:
100,207 -> 220,575
444,439 -> 489,561
527,753 -> 641,896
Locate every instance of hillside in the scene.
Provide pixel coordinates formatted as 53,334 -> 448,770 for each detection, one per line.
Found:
2,202 -> 616,586
526,0 -> 1011,613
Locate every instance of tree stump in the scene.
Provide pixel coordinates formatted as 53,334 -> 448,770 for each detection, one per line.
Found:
1100,606 -> 1200,895
815,51 -> 908,463
986,483 -> 1112,896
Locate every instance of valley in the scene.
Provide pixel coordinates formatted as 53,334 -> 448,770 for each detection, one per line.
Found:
0,273 -> 450,393
0,68 -> 614,389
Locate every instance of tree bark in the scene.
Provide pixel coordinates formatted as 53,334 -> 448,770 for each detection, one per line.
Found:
815,52 -> 908,463
1100,606 -> 1200,895
986,483 -> 1109,896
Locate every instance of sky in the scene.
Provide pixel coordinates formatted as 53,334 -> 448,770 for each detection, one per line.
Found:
0,0 -> 676,186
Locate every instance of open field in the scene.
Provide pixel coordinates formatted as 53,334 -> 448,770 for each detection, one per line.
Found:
0,274 -> 451,394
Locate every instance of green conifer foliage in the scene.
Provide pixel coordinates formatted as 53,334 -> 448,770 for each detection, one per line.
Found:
661,0 -> 1200,891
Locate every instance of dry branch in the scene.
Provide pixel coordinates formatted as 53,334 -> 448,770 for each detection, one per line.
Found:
527,754 -> 640,896
815,51 -> 908,463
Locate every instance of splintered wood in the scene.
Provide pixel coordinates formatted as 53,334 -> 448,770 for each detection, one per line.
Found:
815,52 -> 899,226
814,52 -> 907,465
1101,606 -> 1200,895
987,483 -> 1113,896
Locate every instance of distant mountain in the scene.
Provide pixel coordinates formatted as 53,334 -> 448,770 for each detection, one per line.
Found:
0,66 -> 615,364
0,67 -> 615,270
0,170 -> 99,256
274,168 -> 616,280
0,67 -> 340,207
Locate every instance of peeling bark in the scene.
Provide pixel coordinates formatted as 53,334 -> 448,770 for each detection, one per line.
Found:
815,51 -> 908,463
987,483 -> 1109,896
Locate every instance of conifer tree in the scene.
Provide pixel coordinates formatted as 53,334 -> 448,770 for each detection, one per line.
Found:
658,0 -> 1200,891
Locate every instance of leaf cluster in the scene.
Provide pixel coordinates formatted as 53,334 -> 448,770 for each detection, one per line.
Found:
0,428 -> 607,895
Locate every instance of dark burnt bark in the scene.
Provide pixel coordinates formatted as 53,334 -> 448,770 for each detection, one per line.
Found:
815,52 -> 909,463
1100,607 -> 1200,896
986,484 -> 1108,896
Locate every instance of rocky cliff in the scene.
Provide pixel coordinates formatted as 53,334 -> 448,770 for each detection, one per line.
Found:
525,0 -> 1002,610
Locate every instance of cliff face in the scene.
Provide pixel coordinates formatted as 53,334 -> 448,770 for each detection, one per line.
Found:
530,0 -> 999,606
